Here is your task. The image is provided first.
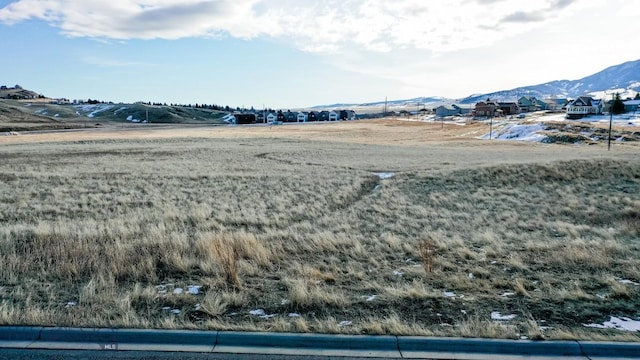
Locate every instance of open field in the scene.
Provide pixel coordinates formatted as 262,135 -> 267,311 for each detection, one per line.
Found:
1,119 -> 639,340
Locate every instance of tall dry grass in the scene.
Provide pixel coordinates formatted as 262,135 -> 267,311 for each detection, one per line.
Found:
0,135 -> 639,340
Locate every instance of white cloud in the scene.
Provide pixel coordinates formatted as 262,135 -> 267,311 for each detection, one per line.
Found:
0,0 -> 609,53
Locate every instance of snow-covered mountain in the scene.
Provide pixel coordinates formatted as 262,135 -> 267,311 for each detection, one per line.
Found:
459,59 -> 640,104
313,59 -> 640,111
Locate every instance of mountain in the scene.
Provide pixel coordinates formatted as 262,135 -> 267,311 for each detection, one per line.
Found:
319,59 -> 640,111
458,59 -> 640,104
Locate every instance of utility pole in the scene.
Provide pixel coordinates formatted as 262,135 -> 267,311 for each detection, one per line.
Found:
384,96 -> 387,117
489,109 -> 493,140
608,93 -> 613,151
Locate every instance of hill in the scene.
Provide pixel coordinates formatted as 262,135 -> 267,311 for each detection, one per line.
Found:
319,59 -> 640,112
456,59 -> 640,104
0,100 -> 78,132
1,98 -> 229,132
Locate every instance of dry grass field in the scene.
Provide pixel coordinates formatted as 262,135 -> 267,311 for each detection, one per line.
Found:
1,119 -> 639,340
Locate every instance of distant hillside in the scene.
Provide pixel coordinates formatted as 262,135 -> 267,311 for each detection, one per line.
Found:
0,85 -> 43,100
320,59 -> 640,112
458,59 -> 640,104
1,98 -> 229,132
0,100 -> 76,132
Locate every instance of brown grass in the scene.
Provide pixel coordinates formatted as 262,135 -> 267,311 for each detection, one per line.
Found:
0,120 -> 639,340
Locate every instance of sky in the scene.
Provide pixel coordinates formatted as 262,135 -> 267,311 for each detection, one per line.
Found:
0,0 -> 639,109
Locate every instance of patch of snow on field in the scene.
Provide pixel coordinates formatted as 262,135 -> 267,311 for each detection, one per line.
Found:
617,278 -> 640,286
583,317 -> 640,332
361,295 -> 377,302
443,291 -> 456,298
250,309 -> 278,319
338,320 -> 352,327
374,172 -> 395,179
74,104 -> 114,118
288,313 -> 301,318
188,285 -> 202,295
479,123 -> 547,142
491,312 -> 517,321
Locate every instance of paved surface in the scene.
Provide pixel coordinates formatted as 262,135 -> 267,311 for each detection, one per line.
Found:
1,326 -> 640,359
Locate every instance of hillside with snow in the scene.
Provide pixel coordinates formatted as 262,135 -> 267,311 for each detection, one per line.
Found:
324,59 -> 640,112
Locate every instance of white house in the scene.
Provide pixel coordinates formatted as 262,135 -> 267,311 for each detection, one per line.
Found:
266,112 -> 278,123
328,111 -> 339,121
566,96 -> 601,119
297,112 -> 308,122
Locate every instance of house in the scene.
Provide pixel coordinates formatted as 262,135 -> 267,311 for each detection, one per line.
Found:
234,113 -> 256,125
435,104 -> 473,117
266,112 -> 278,123
624,100 -> 640,113
307,111 -> 318,122
398,110 -> 412,117
318,111 -> 330,122
565,96 -> 601,119
276,110 -> 286,123
497,102 -> 519,115
339,110 -> 356,120
474,101 -> 502,117
435,105 -> 459,117
543,98 -> 569,111
346,110 -> 356,120
518,96 -> 548,112
328,111 -> 339,121
284,111 -> 297,122
297,112 -> 308,122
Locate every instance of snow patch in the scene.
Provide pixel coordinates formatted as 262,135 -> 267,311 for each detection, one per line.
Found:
480,123 -> 547,142
338,320 -> 352,327
583,317 -> 640,332
374,172 -> 396,179
187,285 -> 202,295
361,295 -> 377,302
617,278 -> 639,286
443,291 -> 456,298
491,312 -> 517,321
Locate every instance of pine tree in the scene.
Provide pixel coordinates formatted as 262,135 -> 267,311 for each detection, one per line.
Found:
611,93 -> 625,115
634,93 -> 640,100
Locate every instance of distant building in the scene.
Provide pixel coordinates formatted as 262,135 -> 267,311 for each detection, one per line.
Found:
234,113 -> 256,124
565,96 -> 601,119
518,96 -> 548,112
474,101 -> 502,117
435,104 -> 473,117
497,102 -> 519,115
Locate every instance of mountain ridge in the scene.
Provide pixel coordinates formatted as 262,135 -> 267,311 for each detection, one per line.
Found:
311,59 -> 640,109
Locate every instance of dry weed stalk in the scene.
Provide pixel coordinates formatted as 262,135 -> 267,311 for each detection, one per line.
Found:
210,239 -> 241,289
418,236 -> 436,273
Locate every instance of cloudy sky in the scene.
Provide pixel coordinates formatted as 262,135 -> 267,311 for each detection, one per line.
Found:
0,0 -> 638,108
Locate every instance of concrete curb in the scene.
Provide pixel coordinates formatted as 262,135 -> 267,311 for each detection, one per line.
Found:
1,326 -> 640,359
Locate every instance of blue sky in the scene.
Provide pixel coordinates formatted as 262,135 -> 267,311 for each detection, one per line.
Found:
1,0 -> 639,108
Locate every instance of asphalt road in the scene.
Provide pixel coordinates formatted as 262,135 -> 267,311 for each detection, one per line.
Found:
0,349 -> 401,360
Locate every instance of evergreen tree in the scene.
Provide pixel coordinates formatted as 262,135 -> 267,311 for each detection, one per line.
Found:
634,93 -> 640,100
611,93 -> 625,115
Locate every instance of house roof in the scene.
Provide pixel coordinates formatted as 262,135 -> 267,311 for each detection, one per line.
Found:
571,96 -> 595,106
